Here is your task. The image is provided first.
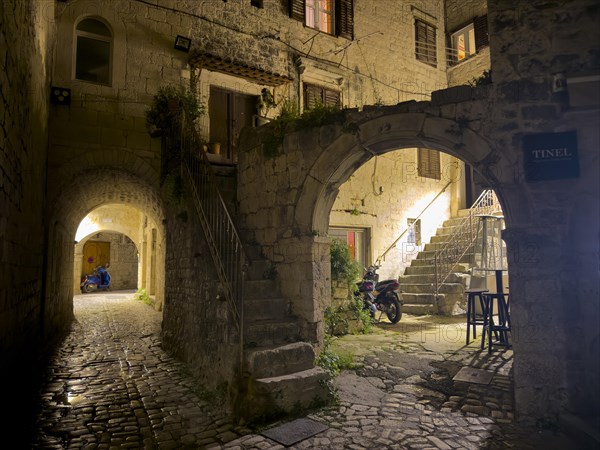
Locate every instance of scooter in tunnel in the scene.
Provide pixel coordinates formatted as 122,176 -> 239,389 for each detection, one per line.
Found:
80,265 -> 111,293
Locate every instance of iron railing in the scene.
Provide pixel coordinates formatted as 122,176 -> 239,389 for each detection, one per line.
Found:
433,189 -> 500,297
178,116 -> 248,350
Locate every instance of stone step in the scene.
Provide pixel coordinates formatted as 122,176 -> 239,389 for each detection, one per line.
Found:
400,282 -> 464,294
399,273 -> 435,284
246,259 -> 277,281
244,342 -> 315,379
244,279 -> 279,300
404,263 -> 470,275
401,293 -> 436,305
244,319 -> 302,347
253,367 -> 331,414
243,297 -> 290,321
430,234 -> 451,243
402,303 -> 436,315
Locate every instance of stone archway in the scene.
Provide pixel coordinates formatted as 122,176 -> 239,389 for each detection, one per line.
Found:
238,103 -> 514,340
44,168 -> 166,332
238,101 -> 563,420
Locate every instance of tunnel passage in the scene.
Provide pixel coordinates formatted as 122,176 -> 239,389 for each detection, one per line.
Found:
44,168 -> 166,335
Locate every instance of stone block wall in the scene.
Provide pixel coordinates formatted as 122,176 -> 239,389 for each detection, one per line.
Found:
483,0 -> 600,423
330,149 -> 457,281
161,198 -> 240,395
0,0 -> 62,432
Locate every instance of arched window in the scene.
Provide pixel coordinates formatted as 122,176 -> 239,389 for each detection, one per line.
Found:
75,18 -> 112,85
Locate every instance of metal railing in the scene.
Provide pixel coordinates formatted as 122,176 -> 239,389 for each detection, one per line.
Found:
376,180 -> 452,265
433,189 -> 500,297
178,115 -> 248,355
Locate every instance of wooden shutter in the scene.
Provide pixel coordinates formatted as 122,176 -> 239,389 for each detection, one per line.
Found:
304,83 -> 340,109
304,84 -> 322,109
323,88 -> 340,107
415,20 -> 437,67
418,148 -> 441,180
289,0 -> 305,22
474,15 -> 489,51
336,0 -> 354,40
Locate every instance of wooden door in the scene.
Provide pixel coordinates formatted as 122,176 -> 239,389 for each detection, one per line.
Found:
82,241 -> 110,275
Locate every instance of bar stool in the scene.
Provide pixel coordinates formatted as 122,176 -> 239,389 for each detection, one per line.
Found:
481,292 -> 511,353
465,288 -> 488,344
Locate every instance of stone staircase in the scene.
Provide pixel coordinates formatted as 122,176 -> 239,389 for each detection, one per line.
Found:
200,165 -> 330,422
399,211 -> 473,315
237,247 -> 331,422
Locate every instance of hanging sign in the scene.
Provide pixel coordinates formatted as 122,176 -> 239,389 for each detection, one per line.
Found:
522,131 -> 579,182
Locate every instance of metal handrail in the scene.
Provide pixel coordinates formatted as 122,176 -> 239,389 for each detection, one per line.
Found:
376,180 -> 452,265
433,189 -> 500,298
178,114 -> 248,368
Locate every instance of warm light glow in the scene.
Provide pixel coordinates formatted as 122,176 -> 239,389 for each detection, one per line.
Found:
75,216 -> 99,242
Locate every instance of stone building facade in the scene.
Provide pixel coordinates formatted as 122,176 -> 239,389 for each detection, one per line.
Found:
1,0 -> 598,430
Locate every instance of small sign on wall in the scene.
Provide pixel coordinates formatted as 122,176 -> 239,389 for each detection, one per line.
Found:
522,131 -> 579,182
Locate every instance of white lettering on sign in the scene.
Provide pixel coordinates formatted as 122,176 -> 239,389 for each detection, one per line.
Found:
531,148 -> 573,159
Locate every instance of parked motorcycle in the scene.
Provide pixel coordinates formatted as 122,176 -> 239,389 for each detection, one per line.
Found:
80,265 -> 111,293
355,265 -> 403,324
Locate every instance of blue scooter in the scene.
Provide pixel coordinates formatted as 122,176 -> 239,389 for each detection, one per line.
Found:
80,265 -> 111,293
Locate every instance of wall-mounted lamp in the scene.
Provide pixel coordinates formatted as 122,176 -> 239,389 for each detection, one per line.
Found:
174,35 -> 191,52
50,87 -> 71,105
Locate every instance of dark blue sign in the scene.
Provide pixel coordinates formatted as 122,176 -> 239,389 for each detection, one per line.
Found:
523,131 -> 579,182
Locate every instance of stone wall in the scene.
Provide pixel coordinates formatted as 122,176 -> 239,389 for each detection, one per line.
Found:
485,0 -> 600,424
161,198 -> 240,395
0,0 -> 58,433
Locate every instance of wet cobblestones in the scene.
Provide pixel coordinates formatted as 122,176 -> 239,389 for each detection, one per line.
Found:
28,292 -> 578,449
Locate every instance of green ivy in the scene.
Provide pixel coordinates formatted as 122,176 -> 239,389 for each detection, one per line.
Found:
134,288 -> 151,305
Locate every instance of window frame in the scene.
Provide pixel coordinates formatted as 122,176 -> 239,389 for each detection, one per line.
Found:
415,18 -> 437,68
417,148 -> 441,180
448,15 -> 489,65
73,17 -> 113,86
289,0 -> 354,40
303,82 -> 341,110
305,0 -> 335,34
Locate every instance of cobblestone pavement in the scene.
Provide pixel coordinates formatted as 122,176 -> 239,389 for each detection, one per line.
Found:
27,292 -> 579,449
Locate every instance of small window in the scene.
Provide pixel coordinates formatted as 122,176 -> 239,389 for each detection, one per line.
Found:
305,0 -> 334,34
449,15 -> 489,65
75,18 -> 112,85
451,23 -> 475,62
303,83 -> 340,110
415,19 -> 437,67
289,0 -> 354,40
418,148 -> 441,180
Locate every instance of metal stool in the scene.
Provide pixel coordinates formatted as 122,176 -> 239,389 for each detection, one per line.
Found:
465,289 -> 488,344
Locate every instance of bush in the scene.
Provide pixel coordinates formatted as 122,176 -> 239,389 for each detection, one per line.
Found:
330,238 -> 361,282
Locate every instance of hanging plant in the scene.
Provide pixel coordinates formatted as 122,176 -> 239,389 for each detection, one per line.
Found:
145,85 -> 205,136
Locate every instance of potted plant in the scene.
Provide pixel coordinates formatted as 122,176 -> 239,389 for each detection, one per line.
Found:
145,85 -> 204,136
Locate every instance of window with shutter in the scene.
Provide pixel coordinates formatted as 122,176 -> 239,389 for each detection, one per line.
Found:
303,83 -> 340,109
418,148 -> 441,180
415,19 -> 437,68
289,0 -> 353,39
474,15 -> 489,51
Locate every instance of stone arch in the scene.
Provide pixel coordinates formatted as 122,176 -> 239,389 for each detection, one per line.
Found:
45,168 -> 166,328
296,112 -> 508,236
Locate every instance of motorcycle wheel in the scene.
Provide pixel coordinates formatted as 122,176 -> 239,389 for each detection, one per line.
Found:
384,292 -> 402,324
83,284 -> 96,293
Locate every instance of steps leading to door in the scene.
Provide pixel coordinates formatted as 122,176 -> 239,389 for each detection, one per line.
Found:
399,213 -> 473,315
